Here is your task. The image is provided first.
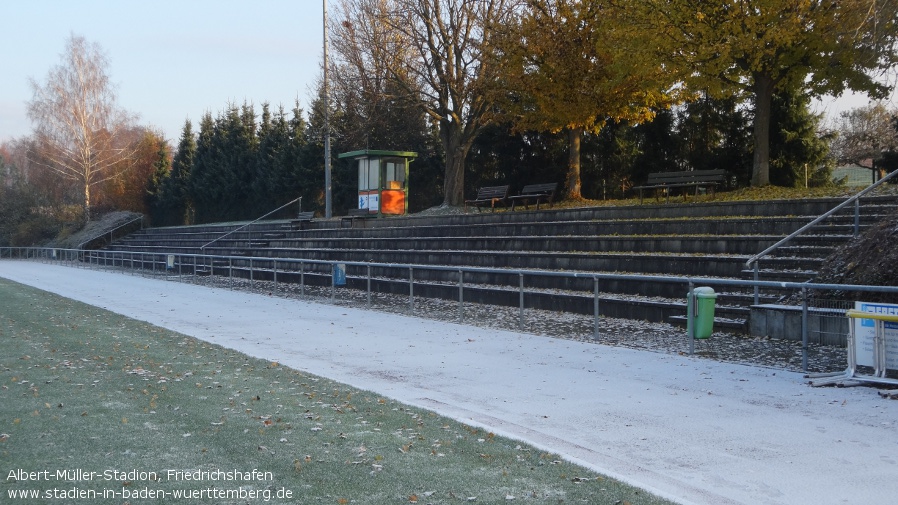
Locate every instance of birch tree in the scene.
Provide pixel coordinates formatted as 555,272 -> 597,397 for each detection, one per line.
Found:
27,35 -> 138,220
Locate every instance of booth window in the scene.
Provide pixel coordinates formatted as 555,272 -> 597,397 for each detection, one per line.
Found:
384,159 -> 405,189
358,158 -> 380,191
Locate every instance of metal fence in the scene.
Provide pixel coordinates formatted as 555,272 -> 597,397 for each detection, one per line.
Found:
3,246 -> 898,372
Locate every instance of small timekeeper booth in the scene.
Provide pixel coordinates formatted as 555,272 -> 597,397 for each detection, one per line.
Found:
338,149 -> 418,217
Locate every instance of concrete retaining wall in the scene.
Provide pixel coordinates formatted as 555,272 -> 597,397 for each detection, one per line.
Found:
749,304 -> 847,346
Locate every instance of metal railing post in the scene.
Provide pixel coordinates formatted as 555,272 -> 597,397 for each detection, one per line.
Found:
688,281 -> 695,355
801,286 -> 809,373
273,260 -> 278,293
366,264 -> 372,308
458,269 -> 464,322
519,273 -> 525,331
753,263 -> 760,305
300,261 -> 305,296
408,266 -> 414,314
593,276 -> 600,340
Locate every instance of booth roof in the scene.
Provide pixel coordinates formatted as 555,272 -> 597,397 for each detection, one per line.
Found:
337,149 -> 418,159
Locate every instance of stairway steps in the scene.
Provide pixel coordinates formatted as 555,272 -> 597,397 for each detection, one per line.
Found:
100,194 -> 898,334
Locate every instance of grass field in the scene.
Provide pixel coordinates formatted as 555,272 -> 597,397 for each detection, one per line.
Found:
0,277 -> 675,504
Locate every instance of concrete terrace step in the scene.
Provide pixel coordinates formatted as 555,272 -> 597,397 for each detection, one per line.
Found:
119,217 -> 882,255
113,225 -> 866,251
215,247 -> 748,277
347,195 -> 898,227
277,231 -> 862,254
261,235 -> 781,255
272,215 -> 881,240
773,244 -> 841,259
741,269 -> 821,283
127,195 -> 897,239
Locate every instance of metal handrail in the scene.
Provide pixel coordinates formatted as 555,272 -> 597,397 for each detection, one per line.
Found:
10,246 -> 898,296
77,215 -> 145,250
9,245 -> 898,372
200,197 -> 301,251
745,168 -> 898,269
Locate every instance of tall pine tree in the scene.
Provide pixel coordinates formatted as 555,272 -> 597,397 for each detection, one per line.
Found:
145,142 -> 171,225
768,90 -> 834,188
156,120 -> 196,225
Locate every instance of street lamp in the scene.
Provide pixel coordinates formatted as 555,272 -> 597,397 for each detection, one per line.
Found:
323,0 -> 332,218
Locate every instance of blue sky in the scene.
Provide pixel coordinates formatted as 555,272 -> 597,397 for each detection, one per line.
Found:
2,1 -> 895,146
1,0 -> 323,144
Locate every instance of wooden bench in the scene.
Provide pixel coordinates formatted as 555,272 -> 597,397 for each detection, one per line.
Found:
508,182 -> 558,211
464,185 -> 509,212
633,170 -> 728,203
341,208 -> 373,228
289,211 -> 316,230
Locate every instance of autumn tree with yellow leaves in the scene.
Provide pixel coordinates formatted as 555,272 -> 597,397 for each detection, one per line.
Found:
628,0 -> 898,186
495,0 -> 679,199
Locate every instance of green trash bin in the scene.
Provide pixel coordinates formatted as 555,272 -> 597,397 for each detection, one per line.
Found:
688,286 -> 717,339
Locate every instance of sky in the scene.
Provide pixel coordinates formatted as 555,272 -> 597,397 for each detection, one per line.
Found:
2,1 -> 896,146
1,0 -> 324,144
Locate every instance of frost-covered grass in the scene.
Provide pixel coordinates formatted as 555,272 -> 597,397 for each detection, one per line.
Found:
0,278 -> 675,505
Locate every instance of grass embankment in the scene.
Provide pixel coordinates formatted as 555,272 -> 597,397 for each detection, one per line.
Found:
547,185 -> 890,211
0,278 -> 674,504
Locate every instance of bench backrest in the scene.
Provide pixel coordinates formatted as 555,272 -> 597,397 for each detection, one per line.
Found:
296,211 -> 315,221
520,182 -> 558,195
646,169 -> 727,185
475,185 -> 509,199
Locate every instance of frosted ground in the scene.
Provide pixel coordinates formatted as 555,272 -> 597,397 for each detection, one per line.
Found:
1,261 -> 896,505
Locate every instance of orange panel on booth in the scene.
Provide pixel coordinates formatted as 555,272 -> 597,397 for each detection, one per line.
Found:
338,150 -> 418,217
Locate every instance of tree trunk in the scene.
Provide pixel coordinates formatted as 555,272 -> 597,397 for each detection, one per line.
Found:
441,120 -> 470,207
565,127 -> 583,199
84,181 -> 91,222
443,150 -> 466,206
751,73 -> 774,187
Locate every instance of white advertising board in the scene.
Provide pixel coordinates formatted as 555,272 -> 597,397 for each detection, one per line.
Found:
359,193 -> 379,211
853,301 -> 898,369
